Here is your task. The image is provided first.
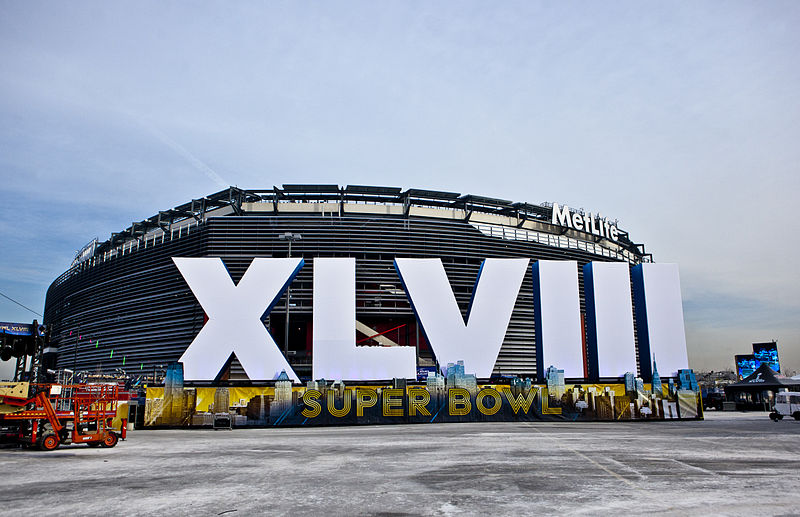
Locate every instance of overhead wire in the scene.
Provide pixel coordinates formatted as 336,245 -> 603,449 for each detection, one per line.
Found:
0,289 -> 43,317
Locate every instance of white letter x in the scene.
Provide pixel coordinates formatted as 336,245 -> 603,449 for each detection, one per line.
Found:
173,257 -> 303,381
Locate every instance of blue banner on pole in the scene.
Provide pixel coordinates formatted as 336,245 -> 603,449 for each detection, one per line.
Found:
0,322 -> 44,337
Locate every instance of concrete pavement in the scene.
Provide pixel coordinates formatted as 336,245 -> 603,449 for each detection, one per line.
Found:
1,411 -> 799,516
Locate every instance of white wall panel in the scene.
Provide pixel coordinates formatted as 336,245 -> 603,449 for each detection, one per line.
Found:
532,260 -> 583,378
584,262 -> 637,378
632,263 -> 689,377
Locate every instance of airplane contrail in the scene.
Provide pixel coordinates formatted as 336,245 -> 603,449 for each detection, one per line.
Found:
126,112 -> 230,188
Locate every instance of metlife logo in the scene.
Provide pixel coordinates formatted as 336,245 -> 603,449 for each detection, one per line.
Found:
551,203 -> 620,242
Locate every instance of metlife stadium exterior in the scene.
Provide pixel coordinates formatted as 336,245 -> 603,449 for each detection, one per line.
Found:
44,185 -> 654,383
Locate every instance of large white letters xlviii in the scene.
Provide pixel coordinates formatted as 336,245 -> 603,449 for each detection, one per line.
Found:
394,258 -> 529,377
173,257 -> 303,382
312,258 -> 417,380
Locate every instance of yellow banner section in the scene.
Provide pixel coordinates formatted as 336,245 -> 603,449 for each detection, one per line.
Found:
144,382 -> 693,426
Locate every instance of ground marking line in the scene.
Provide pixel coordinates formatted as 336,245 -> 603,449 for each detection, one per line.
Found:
603,456 -> 646,479
523,423 -> 638,488
668,458 -> 719,476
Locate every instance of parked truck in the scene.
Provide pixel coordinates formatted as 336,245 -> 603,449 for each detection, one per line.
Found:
769,392 -> 800,421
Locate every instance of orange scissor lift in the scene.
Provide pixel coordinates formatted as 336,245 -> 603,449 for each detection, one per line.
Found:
0,383 -> 127,450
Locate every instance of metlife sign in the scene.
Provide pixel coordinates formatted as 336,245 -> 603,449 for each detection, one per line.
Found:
173,257 -> 688,383
551,203 -> 620,242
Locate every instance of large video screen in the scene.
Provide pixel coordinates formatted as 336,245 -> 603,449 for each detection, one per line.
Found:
735,354 -> 760,380
753,342 -> 780,373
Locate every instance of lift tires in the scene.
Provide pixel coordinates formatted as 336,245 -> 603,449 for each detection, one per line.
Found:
38,433 -> 60,451
100,432 -> 119,448
793,412 -> 800,421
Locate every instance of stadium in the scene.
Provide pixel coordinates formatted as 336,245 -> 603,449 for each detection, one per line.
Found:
44,184 -> 654,383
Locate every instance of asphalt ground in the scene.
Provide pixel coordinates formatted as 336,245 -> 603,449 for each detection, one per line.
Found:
0,411 -> 799,516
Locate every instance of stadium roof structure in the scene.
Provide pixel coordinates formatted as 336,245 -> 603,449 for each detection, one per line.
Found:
75,184 -> 650,268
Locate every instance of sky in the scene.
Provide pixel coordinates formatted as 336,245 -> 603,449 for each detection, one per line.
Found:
1,1 -> 798,378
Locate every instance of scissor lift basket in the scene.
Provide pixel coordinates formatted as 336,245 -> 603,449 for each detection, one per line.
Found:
0,383 -> 127,450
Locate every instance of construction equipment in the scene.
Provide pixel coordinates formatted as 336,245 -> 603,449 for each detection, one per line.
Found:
0,381 -> 127,450
1,320 -> 51,383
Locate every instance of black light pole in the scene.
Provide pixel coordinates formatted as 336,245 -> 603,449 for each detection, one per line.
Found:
278,232 -> 302,356
72,329 -> 80,384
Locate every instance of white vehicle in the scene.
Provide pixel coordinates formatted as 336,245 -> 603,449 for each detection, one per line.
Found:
769,392 -> 800,421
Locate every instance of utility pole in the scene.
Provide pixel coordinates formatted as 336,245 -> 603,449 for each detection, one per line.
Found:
72,328 -> 80,384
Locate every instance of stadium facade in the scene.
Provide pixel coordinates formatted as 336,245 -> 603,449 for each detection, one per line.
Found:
44,185 -> 659,383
